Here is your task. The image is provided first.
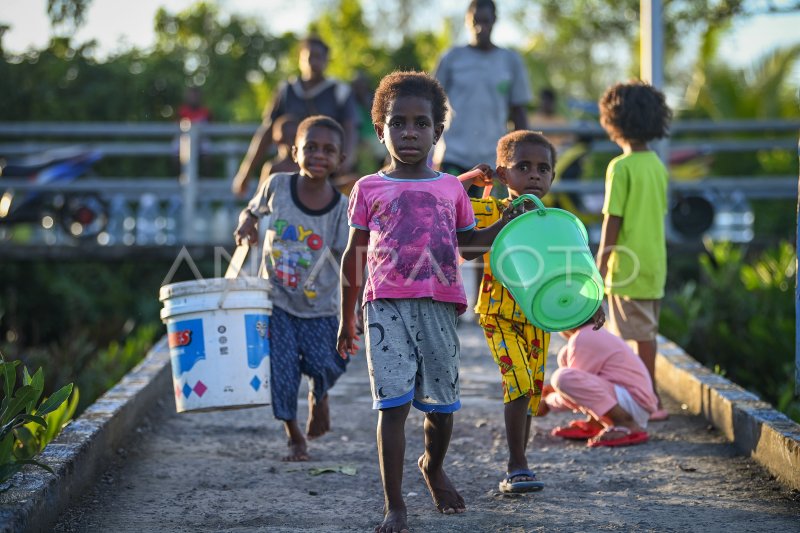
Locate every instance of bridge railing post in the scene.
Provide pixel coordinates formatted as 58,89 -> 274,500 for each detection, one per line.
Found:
179,119 -> 200,243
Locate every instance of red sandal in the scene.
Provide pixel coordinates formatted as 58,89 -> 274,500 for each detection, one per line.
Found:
551,419 -> 603,440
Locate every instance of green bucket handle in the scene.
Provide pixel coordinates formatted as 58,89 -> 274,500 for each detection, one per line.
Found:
511,194 -> 547,216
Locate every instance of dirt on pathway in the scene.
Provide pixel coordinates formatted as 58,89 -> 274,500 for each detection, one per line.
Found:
55,323 -> 799,532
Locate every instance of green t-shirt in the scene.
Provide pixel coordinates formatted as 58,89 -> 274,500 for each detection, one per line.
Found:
601,151 -> 668,298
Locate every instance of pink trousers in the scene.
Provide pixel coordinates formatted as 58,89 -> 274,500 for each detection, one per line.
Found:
550,367 -> 618,420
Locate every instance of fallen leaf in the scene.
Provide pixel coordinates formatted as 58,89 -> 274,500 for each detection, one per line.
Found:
308,465 -> 358,476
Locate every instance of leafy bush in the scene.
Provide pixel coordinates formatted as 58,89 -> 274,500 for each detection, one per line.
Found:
661,241 -> 799,421
0,356 -> 74,486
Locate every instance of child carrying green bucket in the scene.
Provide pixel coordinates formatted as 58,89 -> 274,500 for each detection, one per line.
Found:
462,130 -> 605,493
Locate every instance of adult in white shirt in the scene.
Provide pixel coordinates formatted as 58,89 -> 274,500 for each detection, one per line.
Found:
433,0 -> 532,197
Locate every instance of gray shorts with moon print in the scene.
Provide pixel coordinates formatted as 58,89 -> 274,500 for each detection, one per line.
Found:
364,298 -> 461,412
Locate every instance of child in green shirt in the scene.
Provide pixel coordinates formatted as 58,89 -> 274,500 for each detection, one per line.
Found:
596,80 -> 672,421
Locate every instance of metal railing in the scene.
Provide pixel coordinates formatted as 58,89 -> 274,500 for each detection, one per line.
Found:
0,119 -> 797,248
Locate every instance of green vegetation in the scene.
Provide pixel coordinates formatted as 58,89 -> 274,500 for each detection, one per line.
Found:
0,355 -> 75,486
661,241 -> 800,422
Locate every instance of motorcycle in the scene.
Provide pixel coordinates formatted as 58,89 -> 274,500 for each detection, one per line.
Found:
0,148 -> 109,240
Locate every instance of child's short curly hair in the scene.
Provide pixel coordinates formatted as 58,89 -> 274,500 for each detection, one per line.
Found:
296,115 -> 344,147
599,81 -> 672,143
371,71 -> 448,126
496,130 -> 557,169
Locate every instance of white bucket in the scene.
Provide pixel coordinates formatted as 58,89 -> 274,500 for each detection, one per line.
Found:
159,277 -> 272,413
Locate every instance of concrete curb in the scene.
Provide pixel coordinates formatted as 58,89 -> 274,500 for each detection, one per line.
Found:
1,334 -> 798,531
0,337 -> 171,533
657,336 -> 800,491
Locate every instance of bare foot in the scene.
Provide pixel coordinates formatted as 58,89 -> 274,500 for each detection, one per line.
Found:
374,508 -> 408,533
306,392 -> 330,440
592,422 -> 645,442
417,455 -> 466,515
282,438 -> 309,462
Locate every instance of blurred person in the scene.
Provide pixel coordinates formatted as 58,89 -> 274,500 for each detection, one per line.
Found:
433,0 -> 532,198
529,87 -> 573,151
232,36 -> 358,197
257,114 -> 300,189
174,86 -> 213,174
178,86 -> 212,124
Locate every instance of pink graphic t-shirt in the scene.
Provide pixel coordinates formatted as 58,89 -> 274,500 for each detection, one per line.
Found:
348,171 -> 476,314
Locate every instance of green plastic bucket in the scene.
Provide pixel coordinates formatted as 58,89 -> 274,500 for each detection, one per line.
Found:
489,194 -> 604,332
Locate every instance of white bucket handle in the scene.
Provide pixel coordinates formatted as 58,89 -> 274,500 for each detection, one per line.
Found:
224,244 -> 250,279
218,244 -> 265,309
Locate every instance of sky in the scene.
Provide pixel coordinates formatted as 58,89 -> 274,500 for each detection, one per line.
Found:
1,0 -> 799,74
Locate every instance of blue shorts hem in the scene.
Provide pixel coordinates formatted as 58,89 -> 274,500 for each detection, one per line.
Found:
412,398 -> 461,413
373,389 -> 414,410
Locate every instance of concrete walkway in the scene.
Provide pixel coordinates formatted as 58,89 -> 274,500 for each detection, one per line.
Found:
48,323 -> 799,532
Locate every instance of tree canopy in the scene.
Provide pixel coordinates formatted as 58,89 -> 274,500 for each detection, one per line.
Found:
1,0 -> 798,122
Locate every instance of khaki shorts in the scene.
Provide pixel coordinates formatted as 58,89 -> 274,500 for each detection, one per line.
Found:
605,295 -> 661,342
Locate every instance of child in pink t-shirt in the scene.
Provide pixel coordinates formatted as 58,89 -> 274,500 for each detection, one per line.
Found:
538,320 -> 658,447
337,71 -> 527,533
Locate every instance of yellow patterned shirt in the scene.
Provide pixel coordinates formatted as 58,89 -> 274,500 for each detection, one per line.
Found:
470,197 -> 529,323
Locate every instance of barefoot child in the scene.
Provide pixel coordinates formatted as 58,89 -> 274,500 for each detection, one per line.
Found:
337,71 -> 527,533
596,80 -> 672,421
235,115 -> 349,461
539,319 -> 658,447
463,131 -> 604,493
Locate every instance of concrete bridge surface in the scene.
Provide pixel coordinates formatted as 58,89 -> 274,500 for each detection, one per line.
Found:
1,323 -> 797,532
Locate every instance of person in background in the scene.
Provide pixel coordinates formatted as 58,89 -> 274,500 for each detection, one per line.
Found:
349,71 -> 387,181
256,114 -> 300,189
595,80 -> 672,422
174,86 -> 213,174
529,87 -> 574,151
234,115 -> 350,462
232,36 -> 358,197
178,86 -> 212,125
433,0 -> 532,198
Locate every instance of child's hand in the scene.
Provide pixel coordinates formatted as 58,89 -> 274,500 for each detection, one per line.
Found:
536,384 -> 555,416
336,317 -> 361,359
457,165 -> 494,193
537,384 -> 558,416
234,210 -> 259,246
500,197 -> 535,223
535,400 -> 550,416
591,307 -> 606,330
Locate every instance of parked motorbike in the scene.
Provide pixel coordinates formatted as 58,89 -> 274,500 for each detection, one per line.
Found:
0,148 -> 108,240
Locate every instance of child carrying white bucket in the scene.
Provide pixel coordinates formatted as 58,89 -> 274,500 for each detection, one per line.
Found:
235,115 -> 350,462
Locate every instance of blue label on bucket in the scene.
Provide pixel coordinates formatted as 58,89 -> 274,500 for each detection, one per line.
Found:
167,318 -> 205,376
245,314 -> 270,369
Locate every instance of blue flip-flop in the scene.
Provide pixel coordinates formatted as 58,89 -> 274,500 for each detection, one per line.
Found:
498,469 -> 545,493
